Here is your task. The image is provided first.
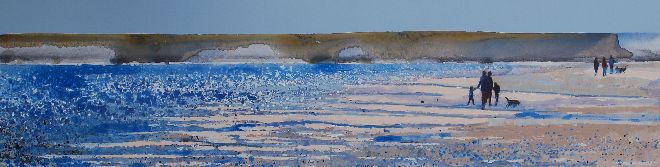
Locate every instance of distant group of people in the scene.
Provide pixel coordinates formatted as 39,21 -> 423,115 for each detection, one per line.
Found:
467,71 -> 500,110
594,55 -> 616,77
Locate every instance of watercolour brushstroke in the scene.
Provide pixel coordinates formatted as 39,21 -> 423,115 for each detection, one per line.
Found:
2,2 -> 660,167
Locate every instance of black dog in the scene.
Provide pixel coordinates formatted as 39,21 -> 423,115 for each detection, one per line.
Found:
505,97 -> 520,108
615,65 -> 628,73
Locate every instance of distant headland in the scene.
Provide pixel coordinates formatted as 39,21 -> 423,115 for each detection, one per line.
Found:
0,31 -> 634,64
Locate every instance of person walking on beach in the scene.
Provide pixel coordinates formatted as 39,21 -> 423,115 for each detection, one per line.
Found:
593,57 -> 599,76
487,71 -> 494,106
467,86 -> 475,105
476,71 -> 493,110
608,55 -> 615,74
601,56 -> 607,77
493,82 -> 501,106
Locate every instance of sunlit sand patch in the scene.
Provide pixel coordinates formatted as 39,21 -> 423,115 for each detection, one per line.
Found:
190,104 -> 253,112
236,126 -> 281,132
344,84 -> 464,97
460,123 -> 660,166
465,123 -> 660,143
292,145 -> 351,152
191,122 -> 234,129
505,61 -> 587,67
194,101 -> 315,112
159,114 -> 494,145
164,114 -> 290,123
422,88 -> 644,120
561,149 -> 660,166
316,114 -> 491,126
225,130 -> 282,142
166,112 -> 492,126
267,109 -> 392,117
488,118 -> 660,127
304,133 -> 369,142
167,127 -> 350,145
496,92 -> 568,102
236,154 -> 332,161
215,145 -> 350,154
557,105 -> 660,114
385,126 -> 456,135
333,95 -> 443,106
166,131 -> 235,143
76,141 -> 209,148
303,123 -> 454,134
344,83 -> 576,106
328,103 -> 515,118
300,123 -> 457,142
498,67 -> 650,97
415,77 -> 478,86
242,139 -> 287,144
603,62 -> 660,81
527,95 -> 660,112
215,146 -> 289,152
340,80 -> 648,117
419,62 -> 660,98
305,135 -> 373,142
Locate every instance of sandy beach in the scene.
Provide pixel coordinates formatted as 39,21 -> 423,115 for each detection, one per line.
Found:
2,62 -> 658,166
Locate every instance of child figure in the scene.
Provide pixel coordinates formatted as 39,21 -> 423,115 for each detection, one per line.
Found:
467,86 -> 475,105
493,82 -> 500,106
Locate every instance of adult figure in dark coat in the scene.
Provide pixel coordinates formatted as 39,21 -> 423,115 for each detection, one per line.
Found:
593,57 -> 599,76
601,57 -> 607,77
476,71 -> 493,110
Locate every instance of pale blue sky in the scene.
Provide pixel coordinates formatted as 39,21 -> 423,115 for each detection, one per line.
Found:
1,0 -> 659,34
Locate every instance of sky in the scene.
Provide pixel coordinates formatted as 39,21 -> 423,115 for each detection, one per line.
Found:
1,0 -> 660,34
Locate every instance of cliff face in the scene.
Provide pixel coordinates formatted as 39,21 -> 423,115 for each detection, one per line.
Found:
0,32 -> 632,64
618,33 -> 660,61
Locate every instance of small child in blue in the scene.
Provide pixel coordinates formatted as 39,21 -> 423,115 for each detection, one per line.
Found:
467,86 -> 475,105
